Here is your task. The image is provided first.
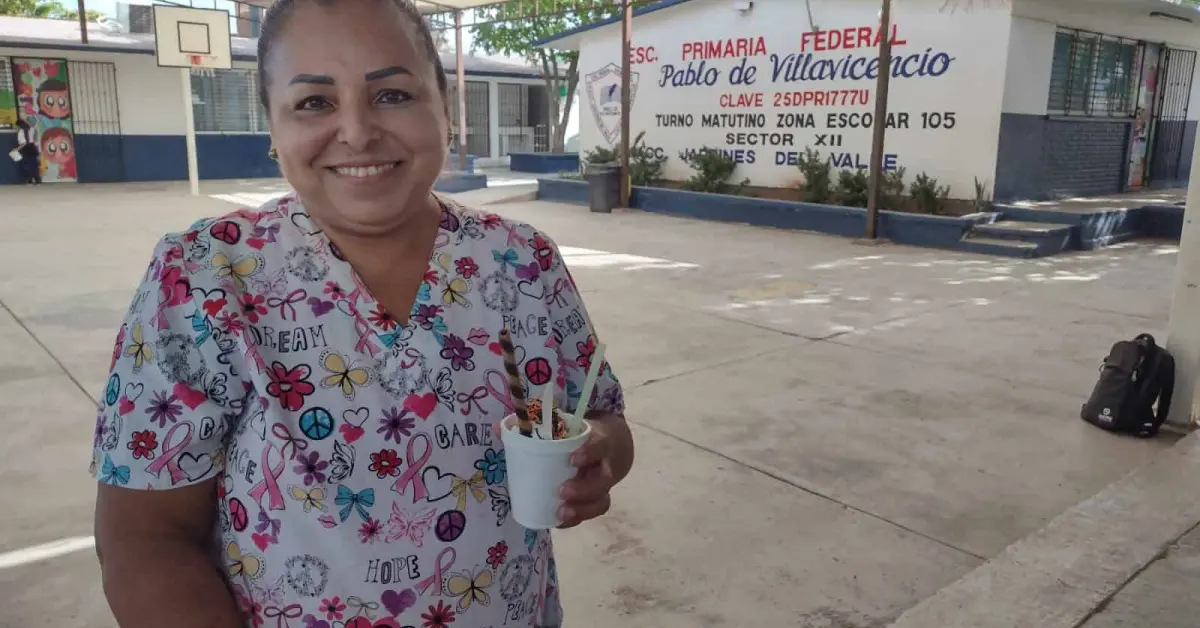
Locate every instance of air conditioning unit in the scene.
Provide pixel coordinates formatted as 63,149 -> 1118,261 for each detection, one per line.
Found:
115,3 -> 155,34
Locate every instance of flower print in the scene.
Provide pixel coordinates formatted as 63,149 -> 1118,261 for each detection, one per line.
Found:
239,293 -> 268,324
486,541 -> 508,569
93,414 -> 109,448
421,601 -> 456,628
320,597 -> 346,621
294,451 -> 329,486
440,334 -> 475,371
473,448 -> 506,485
323,281 -> 346,300
265,361 -> 315,412
454,256 -> 479,279
369,449 -> 403,478
531,233 -> 555,271
368,304 -> 398,331
576,335 -> 597,370
236,589 -> 265,628
423,268 -> 440,284
377,407 -> 415,444
217,311 -> 245,336
145,390 -> 182,428
480,213 -> 502,230
359,517 -> 383,543
410,304 -> 444,330
127,429 -> 158,460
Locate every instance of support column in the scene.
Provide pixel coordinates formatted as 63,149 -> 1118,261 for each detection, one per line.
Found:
1165,137 -> 1200,428
454,9 -> 468,171
619,0 -> 632,207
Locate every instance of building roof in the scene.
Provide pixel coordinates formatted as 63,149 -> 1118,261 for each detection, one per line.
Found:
0,15 -> 548,79
534,0 -> 694,50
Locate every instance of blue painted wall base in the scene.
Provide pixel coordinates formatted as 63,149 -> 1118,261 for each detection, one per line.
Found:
538,178 -> 1186,258
509,153 -> 580,174
434,173 -> 488,193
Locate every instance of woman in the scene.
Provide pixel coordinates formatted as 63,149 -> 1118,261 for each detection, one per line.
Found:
14,117 -> 41,185
91,2 -> 634,627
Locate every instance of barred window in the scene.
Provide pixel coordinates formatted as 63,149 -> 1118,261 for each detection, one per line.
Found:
1048,28 -> 1140,117
191,68 -> 268,133
0,58 -> 15,129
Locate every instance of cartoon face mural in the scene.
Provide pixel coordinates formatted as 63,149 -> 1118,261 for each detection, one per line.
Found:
13,58 -> 77,183
37,78 -> 71,119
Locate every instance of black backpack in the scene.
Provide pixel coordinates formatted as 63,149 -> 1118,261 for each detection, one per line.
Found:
1081,333 -> 1175,437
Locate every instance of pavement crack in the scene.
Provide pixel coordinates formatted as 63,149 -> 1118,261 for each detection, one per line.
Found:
0,299 -> 96,405
628,419 -> 989,563
630,345 -> 800,390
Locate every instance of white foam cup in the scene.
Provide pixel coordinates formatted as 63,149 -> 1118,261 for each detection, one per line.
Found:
499,414 -> 592,530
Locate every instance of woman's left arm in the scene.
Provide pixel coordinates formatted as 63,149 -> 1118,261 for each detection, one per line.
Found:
534,231 -> 634,527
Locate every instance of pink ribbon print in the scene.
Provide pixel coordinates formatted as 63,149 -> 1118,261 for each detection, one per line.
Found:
391,432 -> 432,502
416,547 -> 457,597
248,425 -> 303,511
456,386 -> 489,416
144,421 -> 194,484
267,289 -> 306,321
483,368 -> 515,414
263,603 -> 302,628
545,277 -> 569,308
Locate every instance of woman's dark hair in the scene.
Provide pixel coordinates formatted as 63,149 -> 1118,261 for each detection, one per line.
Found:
256,0 -> 448,110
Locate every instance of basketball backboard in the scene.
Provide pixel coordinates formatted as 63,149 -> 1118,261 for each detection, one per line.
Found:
153,5 -> 233,70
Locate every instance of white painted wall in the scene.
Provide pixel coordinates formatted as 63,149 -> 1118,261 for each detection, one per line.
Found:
0,47 -> 186,135
1006,0 -> 1200,119
574,0 -> 1013,198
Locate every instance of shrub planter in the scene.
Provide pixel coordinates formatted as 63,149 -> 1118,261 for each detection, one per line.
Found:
510,153 -> 580,174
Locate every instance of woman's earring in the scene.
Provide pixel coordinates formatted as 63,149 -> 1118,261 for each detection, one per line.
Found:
267,146 -> 279,161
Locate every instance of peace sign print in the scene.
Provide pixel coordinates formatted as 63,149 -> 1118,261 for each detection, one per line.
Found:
210,221 -> 242,245
524,357 -> 552,386
299,407 -> 335,441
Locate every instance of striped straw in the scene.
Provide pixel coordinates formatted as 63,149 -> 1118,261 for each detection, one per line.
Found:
498,328 -> 532,437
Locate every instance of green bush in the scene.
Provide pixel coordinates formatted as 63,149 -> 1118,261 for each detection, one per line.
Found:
678,148 -> 748,194
973,177 -> 993,213
835,169 -> 870,208
628,131 -> 667,187
910,172 -> 951,215
583,145 -> 618,165
882,167 -> 907,210
795,148 -> 834,203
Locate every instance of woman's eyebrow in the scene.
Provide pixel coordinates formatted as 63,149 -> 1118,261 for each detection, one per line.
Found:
289,73 -> 334,85
365,66 -> 411,81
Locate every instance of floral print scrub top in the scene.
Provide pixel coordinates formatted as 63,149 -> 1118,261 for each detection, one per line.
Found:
90,194 -> 624,628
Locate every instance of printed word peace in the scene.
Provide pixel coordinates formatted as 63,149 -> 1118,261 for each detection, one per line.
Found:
434,422 -> 494,450
246,324 -> 328,353
363,556 -> 420,584
501,313 -> 549,339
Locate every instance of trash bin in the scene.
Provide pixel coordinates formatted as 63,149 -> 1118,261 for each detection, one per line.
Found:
584,163 -> 620,213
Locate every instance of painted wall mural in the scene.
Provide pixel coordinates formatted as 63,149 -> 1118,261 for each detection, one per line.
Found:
13,58 -> 77,183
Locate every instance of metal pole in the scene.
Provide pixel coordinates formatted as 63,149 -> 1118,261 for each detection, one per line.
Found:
455,9 -> 469,172
181,68 -> 199,196
865,0 -> 893,240
1164,133 -> 1200,428
619,0 -> 632,207
77,0 -> 88,43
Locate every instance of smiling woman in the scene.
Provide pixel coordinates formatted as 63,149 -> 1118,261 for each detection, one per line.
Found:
91,2 -> 634,627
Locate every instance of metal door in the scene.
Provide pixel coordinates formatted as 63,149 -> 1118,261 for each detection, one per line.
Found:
1147,47 -> 1196,184
67,60 -> 123,182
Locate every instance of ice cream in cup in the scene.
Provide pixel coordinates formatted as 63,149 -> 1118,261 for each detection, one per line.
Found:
500,406 -> 591,530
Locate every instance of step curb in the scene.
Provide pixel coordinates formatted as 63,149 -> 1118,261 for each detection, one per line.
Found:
887,428 -> 1200,628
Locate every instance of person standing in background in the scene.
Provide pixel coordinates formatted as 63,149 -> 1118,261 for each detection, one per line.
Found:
14,117 -> 41,185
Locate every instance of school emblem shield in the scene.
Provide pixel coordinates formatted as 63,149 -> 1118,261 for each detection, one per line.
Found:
584,62 -> 639,145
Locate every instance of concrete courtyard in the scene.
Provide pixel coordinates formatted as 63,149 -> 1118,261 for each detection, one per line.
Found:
0,180 -> 1189,626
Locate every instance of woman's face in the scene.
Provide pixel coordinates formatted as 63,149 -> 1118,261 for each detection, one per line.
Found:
264,0 -> 448,234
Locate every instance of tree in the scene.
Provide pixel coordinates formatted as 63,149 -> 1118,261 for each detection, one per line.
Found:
0,0 -> 103,20
471,1 -> 620,153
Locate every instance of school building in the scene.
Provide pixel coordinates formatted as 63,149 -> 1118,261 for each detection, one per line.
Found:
540,0 -> 1200,201
0,14 -> 553,185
